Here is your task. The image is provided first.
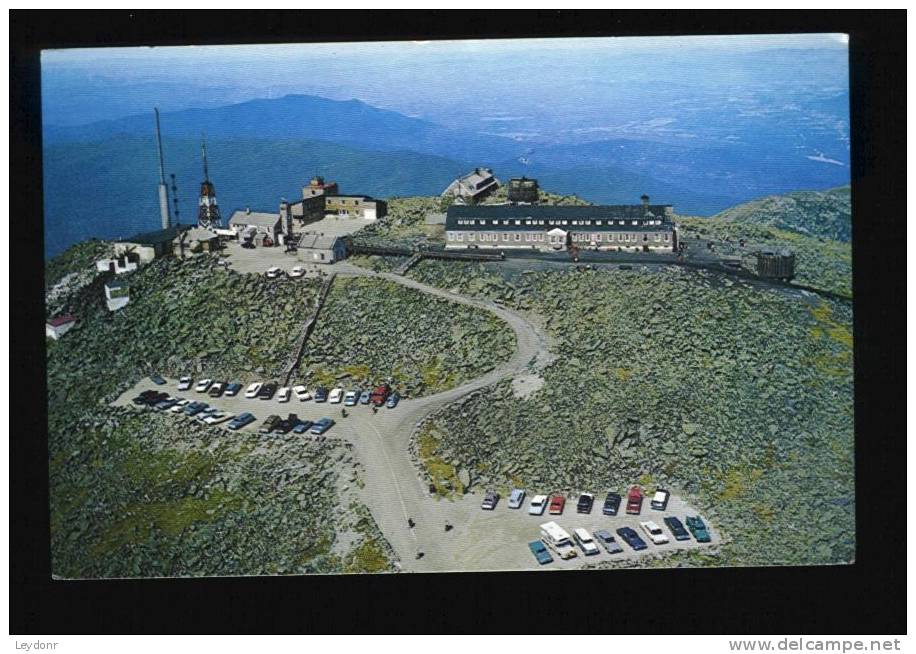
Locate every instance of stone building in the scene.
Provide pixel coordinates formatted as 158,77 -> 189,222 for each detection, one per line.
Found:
297,233 -> 347,264
324,195 -> 387,220
228,209 -> 282,245
445,196 -> 677,252
441,168 -> 500,204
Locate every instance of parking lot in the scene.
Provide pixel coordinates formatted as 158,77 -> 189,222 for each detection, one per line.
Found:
115,375 -> 720,572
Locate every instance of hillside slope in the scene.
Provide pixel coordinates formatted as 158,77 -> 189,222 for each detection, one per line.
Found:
712,186 -> 851,242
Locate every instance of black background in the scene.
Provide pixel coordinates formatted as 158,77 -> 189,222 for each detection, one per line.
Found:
10,9 -> 906,635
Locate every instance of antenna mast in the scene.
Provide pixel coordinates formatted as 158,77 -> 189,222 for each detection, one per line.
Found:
154,108 -> 171,229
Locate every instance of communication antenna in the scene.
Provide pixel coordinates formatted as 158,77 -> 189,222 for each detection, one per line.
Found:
154,108 -> 172,229
170,173 -> 180,223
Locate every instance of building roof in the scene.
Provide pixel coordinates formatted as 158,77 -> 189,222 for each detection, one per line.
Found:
184,227 -> 219,241
446,204 -> 675,232
119,224 -> 190,246
326,195 -> 378,201
298,233 -> 343,250
444,168 -> 499,197
228,210 -> 281,228
105,280 -> 127,289
47,314 -> 77,327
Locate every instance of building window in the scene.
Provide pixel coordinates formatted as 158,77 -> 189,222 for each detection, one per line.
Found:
655,234 -> 661,241
457,233 -> 464,241
502,233 -> 509,241
448,232 -> 455,241
664,233 -> 670,241
468,233 -> 475,241
514,233 -> 521,241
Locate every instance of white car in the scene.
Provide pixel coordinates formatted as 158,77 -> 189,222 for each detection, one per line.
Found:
265,266 -> 282,279
169,399 -> 190,413
288,266 -> 305,278
293,385 -> 312,401
528,494 -> 548,515
640,520 -> 670,545
203,412 -> 232,425
277,387 -> 291,402
195,378 -> 213,392
177,376 -> 193,391
573,528 -> 601,556
244,382 -> 263,399
328,387 -> 343,404
508,488 -> 526,509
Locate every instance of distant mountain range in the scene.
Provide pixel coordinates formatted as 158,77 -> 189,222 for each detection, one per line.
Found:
713,186 -> 851,242
42,93 -> 850,258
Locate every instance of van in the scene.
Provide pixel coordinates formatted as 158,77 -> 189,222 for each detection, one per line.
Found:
539,521 -> 578,560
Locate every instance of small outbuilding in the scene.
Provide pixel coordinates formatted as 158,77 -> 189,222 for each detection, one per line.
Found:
442,168 -> 500,204
297,233 -> 347,264
115,224 -> 190,262
104,280 -> 130,311
228,209 -> 282,245
46,314 -> 77,340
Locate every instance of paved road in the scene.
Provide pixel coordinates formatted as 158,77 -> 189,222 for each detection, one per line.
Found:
114,260 -> 719,572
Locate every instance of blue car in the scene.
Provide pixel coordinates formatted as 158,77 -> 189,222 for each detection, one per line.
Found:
528,540 -> 553,565
616,526 -> 648,551
227,412 -> 255,430
359,390 -> 371,405
292,420 -> 314,434
386,392 -> 400,408
224,382 -> 243,397
184,401 -> 207,416
149,374 -> 166,385
310,417 -> 335,435
314,387 -> 329,403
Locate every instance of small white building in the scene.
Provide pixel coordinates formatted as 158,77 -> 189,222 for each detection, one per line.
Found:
297,233 -> 347,264
96,252 -> 139,275
104,280 -> 130,312
46,314 -> 77,340
228,209 -> 282,245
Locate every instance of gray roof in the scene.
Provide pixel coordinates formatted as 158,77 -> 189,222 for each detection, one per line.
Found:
184,227 -> 219,241
298,233 -> 343,250
120,224 -> 190,245
228,210 -> 280,228
446,204 -> 674,232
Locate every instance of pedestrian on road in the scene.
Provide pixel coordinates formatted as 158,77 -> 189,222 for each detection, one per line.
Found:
415,552 -> 424,560
341,408 -> 348,418
444,522 -> 453,532
408,518 -> 415,528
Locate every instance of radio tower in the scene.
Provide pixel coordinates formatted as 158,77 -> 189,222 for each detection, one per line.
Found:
197,134 -> 222,229
154,108 -> 171,230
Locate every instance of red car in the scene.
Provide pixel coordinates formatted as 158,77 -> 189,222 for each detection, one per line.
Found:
369,384 -> 391,407
548,494 -> 566,515
625,485 -> 643,515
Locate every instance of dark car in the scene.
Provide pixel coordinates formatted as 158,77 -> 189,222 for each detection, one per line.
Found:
258,415 -> 280,434
686,516 -> 711,543
310,417 -> 335,435
149,374 -> 166,385
292,420 -> 314,434
664,516 -> 691,541
616,526 -> 648,551
576,493 -> 594,514
385,392 -> 400,409
314,387 -> 329,403
594,529 -> 624,554
528,540 -> 553,565
184,401 -> 208,416
257,382 -> 278,400
272,418 -> 295,434
131,389 -> 161,405
208,382 -> 226,398
481,491 -> 500,510
650,488 -> 671,511
602,492 -> 622,516
224,382 -> 243,397
227,412 -> 255,430
154,397 -> 178,411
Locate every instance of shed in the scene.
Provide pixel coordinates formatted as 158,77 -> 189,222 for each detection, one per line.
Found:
104,280 -> 130,311
46,314 -> 77,340
297,233 -> 347,264
115,224 -> 190,262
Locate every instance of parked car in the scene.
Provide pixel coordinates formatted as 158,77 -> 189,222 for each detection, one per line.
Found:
640,520 -> 669,545
310,417 -> 335,435
344,390 -> 359,406
602,492 -> 622,516
258,382 -> 278,400
224,382 -> 243,397
154,396 -> 177,411
208,382 -> 226,397
540,521 -> 578,560
314,387 -> 329,403
204,412 -> 232,425
293,385 -> 312,402
616,526 -> 648,551
594,529 -> 624,554
548,494 -> 566,515
195,378 -> 213,393
528,494 -> 548,515
664,516 -> 691,541
328,388 -> 343,404
272,417 -> 295,434
265,266 -> 282,278
177,376 -> 193,391
626,485 -> 644,515
359,390 -> 371,405
277,387 -> 292,403
195,407 -> 218,421
507,488 -> 526,509
573,528 -> 601,556
576,492 -> 595,514
258,415 -> 280,434
385,392 -> 400,409
650,488 -> 671,511
131,390 -> 162,405
150,373 -> 166,385
369,384 -> 391,406
481,491 -> 500,510
227,412 -> 256,430
183,401 -> 207,416
292,420 -> 314,434
244,382 -> 262,399
169,399 -> 190,413
527,540 -> 553,565
288,266 -> 305,278
686,516 -> 712,543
